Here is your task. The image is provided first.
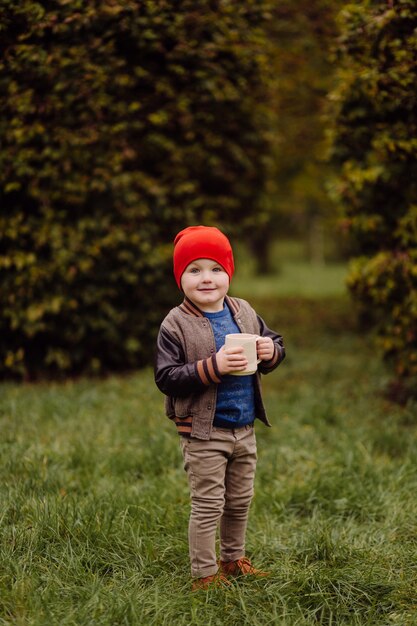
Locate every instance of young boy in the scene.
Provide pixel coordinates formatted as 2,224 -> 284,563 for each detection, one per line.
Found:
154,225 -> 285,591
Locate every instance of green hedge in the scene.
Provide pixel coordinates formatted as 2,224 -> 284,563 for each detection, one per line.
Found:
330,0 -> 417,394
0,0 -> 277,379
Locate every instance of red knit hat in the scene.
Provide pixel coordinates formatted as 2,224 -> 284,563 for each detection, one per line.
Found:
173,226 -> 235,289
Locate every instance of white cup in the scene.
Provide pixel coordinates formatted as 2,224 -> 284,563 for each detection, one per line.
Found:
224,333 -> 262,376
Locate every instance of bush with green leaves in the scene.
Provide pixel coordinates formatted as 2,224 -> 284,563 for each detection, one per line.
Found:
0,0 -> 277,379
330,0 -> 417,395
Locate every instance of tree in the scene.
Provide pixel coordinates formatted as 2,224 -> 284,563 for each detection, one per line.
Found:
246,0 -> 345,273
0,0 -> 279,379
329,0 -> 417,398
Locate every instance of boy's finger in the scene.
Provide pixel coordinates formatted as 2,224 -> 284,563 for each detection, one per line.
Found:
224,346 -> 245,355
257,339 -> 270,347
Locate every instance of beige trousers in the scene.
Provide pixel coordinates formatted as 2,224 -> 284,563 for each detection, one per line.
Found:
180,425 -> 257,578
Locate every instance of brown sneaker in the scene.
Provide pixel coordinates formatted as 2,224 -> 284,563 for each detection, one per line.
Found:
191,572 -> 232,591
220,556 -> 269,578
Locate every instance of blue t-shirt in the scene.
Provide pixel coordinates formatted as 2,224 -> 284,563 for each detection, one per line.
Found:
203,303 -> 255,428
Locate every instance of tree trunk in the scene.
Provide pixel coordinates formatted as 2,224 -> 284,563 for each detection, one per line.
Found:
247,228 -> 275,275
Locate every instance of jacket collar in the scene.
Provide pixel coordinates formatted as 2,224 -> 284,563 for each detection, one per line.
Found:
179,295 -> 240,318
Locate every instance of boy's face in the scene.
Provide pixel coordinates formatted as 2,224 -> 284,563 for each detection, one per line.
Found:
181,258 -> 229,312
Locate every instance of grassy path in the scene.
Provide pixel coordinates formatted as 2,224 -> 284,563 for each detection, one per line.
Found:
1,297 -> 416,625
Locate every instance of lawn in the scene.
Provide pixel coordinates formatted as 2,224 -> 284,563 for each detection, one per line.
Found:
232,239 -> 348,298
232,262 -> 347,298
1,287 -> 416,624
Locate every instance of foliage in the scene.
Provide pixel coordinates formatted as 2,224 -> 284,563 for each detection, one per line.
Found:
248,0 -> 345,270
1,299 -> 416,623
329,0 -> 417,393
0,0 -> 278,379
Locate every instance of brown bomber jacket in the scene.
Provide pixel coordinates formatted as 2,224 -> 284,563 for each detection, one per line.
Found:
154,295 -> 285,440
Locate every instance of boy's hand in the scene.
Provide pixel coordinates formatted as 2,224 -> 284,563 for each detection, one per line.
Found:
257,337 -> 275,361
216,345 -> 248,375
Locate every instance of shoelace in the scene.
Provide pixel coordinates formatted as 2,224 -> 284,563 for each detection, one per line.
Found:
234,557 -> 255,574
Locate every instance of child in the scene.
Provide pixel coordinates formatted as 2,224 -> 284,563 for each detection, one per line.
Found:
154,225 -> 285,591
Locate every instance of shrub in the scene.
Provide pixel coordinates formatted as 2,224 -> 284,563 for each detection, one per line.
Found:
0,0 -> 277,379
329,0 -> 417,394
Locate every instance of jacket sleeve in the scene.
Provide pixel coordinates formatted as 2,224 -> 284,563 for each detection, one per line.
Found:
154,326 -> 222,397
257,314 -> 286,375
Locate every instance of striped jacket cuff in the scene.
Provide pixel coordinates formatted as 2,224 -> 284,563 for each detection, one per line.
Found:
195,355 -> 222,385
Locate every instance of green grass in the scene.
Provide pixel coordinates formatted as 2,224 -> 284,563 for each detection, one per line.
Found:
232,262 -> 348,298
232,239 -> 348,298
1,295 -> 417,625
